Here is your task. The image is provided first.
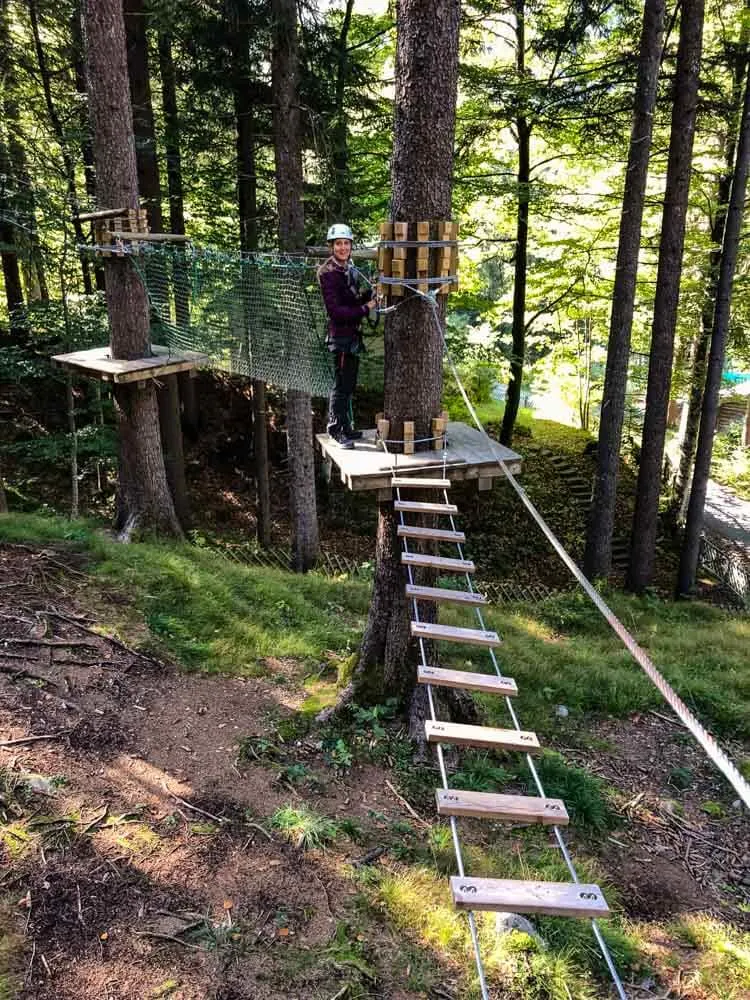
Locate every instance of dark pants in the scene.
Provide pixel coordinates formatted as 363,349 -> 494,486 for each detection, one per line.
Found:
327,350 -> 360,437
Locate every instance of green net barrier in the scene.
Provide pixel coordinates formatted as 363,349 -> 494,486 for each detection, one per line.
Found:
125,243 -> 382,399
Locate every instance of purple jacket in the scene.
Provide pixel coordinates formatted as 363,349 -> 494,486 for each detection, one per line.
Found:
318,257 -> 370,352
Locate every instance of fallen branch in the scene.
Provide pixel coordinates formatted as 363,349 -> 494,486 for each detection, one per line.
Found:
384,779 -> 429,827
0,731 -> 71,749
45,609 -> 163,666
2,638 -> 96,648
164,787 -> 227,825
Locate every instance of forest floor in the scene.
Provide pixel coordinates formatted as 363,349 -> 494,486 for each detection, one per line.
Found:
1,527 -> 749,1000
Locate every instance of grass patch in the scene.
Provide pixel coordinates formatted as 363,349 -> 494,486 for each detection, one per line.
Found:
0,513 -> 371,676
669,914 -> 750,997
271,804 -> 341,850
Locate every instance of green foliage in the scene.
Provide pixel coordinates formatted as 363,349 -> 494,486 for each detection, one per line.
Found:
669,915 -> 750,997
515,751 -> 614,831
271,804 -> 340,850
451,752 -> 514,792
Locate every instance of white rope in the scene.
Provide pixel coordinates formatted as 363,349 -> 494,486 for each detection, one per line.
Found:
408,290 -> 750,813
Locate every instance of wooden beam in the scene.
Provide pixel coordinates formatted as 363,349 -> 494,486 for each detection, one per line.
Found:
418,665 -> 516,695
425,721 -> 540,752
407,584 -> 487,607
392,477 -> 451,489
450,878 -> 609,918
395,500 -> 458,515
401,553 -> 474,573
436,789 -> 568,824
411,621 -> 500,648
397,525 -> 465,543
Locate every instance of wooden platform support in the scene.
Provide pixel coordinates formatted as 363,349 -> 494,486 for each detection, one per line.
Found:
450,878 -> 609,918
425,721 -> 540,752
51,345 -> 208,385
436,789 -> 568,824
418,665 -> 517,696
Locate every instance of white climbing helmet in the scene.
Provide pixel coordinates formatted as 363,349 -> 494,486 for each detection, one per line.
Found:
326,223 -> 353,242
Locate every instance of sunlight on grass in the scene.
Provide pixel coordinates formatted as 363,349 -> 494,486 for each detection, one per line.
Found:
271,804 -> 340,850
372,863 -> 627,999
670,915 -> 750,998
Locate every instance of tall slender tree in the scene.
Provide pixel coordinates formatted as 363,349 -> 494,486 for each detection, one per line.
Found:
583,0 -> 666,579
348,0 -> 461,725
82,0 -> 181,539
678,57 -> 750,594
124,0 -> 189,529
271,0 -> 319,572
627,0 -> 705,593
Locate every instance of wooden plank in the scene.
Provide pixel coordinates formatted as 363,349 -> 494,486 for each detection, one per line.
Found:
397,525 -> 465,543
51,345 -> 208,384
392,477 -> 451,489
407,584 -> 487,607
395,500 -> 458,515
78,207 -> 126,222
450,878 -> 609,918
436,789 -> 568,824
418,665 -> 517,696
403,420 -> 415,455
411,622 -> 500,648
402,553 -> 474,573
425,721 -> 540,752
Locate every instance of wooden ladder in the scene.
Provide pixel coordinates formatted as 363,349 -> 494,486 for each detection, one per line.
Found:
392,469 -> 611,922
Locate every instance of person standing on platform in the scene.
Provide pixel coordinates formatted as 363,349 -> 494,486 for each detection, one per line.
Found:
318,224 -> 376,449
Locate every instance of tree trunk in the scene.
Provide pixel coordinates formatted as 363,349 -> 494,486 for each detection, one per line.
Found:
0,1 -> 25,339
124,0 -> 189,529
677,59 -> 750,595
82,0 -> 181,539
583,0 -> 665,578
500,0 -> 530,448
627,0 -> 704,593
232,15 -> 271,548
270,0 -> 319,571
671,31 -> 749,522
29,0 -> 93,295
157,30 -> 198,436
744,397 -> 750,448
356,0 -> 461,712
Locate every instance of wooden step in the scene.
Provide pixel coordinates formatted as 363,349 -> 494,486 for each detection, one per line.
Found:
418,665 -> 517,696
392,477 -> 451,490
402,553 -> 474,573
395,500 -> 458,515
425,721 -> 540,752
436,788 -> 568,824
450,877 -> 609,918
411,622 -> 500,648
406,584 -> 487,607
398,525 -> 466,543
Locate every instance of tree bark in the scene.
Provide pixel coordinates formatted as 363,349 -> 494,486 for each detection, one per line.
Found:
583,0 -> 665,578
124,0 -> 189,529
330,0 -> 355,220
82,0 -> 181,539
157,30 -> 198,436
500,0 -> 530,448
671,31 -> 749,522
0,0 -> 25,339
270,0 -> 319,571
677,59 -> 750,595
627,0 -> 704,593
356,0 -> 460,711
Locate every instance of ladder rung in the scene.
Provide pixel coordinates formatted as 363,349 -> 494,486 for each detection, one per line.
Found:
436,789 -> 568,824
406,584 -> 487,607
401,553 -> 474,573
418,665 -> 517,696
394,500 -> 458,515
450,877 -> 609,918
425,721 -> 540,752
411,622 -> 500,648
392,477 -> 451,489
398,525 -> 466,543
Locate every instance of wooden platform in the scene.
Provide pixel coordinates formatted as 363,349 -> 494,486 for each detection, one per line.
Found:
52,344 -> 209,384
316,421 -> 522,495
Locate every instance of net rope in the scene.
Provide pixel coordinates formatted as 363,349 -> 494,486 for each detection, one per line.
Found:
121,243 -> 351,397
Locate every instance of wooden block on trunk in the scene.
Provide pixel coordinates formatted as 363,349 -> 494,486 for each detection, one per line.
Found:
377,418 -> 390,442
403,420 -> 415,455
